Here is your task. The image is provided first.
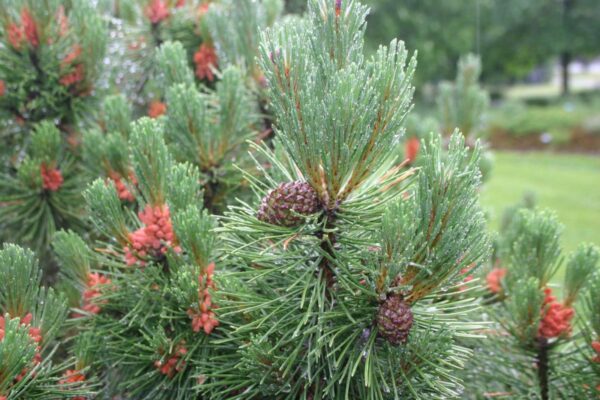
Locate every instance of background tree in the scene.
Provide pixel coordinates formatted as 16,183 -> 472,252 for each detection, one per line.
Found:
438,53 -> 493,181
438,54 -> 489,140
363,0 -> 600,90
363,0 -> 476,85
479,0 -> 600,93
403,54 -> 492,178
284,0 -> 307,14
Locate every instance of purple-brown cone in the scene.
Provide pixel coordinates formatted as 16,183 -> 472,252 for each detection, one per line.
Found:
257,181 -> 319,227
376,294 -> 413,345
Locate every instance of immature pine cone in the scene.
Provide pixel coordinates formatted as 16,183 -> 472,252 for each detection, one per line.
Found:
377,294 -> 413,345
257,181 -> 319,227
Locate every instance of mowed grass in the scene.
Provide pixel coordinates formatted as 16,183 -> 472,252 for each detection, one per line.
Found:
480,151 -> 600,280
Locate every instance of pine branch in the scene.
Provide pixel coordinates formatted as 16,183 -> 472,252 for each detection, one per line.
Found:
0,0 -> 107,127
504,208 -> 563,288
258,0 -> 415,208
130,117 -> 172,206
207,0 -> 283,78
155,41 -> 195,89
536,337 -> 550,400
101,94 -> 133,137
160,44 -> 259,212
563,244 -> 599,306
438,54 -> 489,140
0,243 -> 93,399
462,205 -> 599,398
54,114 -> 224,399
212,2 -> 492,398
381,132 -> 490,303
0,122 -> 87,265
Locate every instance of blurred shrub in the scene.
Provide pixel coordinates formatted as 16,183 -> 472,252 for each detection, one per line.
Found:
490,96 -> 600,143
492,103 -> 578,136
582,115 -> 600,136
285,0 -> 306,13
404,113 -> 439,139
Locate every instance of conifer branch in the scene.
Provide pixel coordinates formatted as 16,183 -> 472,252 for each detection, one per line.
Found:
536,337 -> 550,400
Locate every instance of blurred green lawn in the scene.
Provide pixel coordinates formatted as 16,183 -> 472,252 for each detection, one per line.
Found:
480,151 -> 600,263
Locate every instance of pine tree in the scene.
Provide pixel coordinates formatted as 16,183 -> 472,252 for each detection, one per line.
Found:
438,54 -> 489,141
463,208 -> 599,399
0,0 -> 108,276
0,122 -> 87,271
3,1 -> 598,399
154,41 -> 260,213
202,1 -> 490,398
571,271 -> 600,397
101,0 -> 283,115
205,0 -> 283,83
437,54 -> 493,181
0,0 -> 107,158
54,118 -> 227,399
80,94 -> 137,206
202,0 -> 284,144
0,243 -> 94,399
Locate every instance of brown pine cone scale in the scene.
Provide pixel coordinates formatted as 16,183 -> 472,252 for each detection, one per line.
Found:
376,294 -> 413,345
257,181 -> 319,227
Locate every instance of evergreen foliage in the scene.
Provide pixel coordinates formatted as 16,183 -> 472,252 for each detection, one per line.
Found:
0,121 -> 86,262
0,0 -> 598,399
54,118 -> 228,399
155,40 -> 260,212
573,271 -> 600,396
0,0 -> 108,276
0,243 -> 93,399
206,0 -> 283,81
203,1 -> 491,398
437,54 -> 493,181
0,0 -> 107,156
463,208 -> 599,399
438,54 -> 489,141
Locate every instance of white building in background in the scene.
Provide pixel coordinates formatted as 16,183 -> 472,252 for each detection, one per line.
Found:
551,57 -> 600,91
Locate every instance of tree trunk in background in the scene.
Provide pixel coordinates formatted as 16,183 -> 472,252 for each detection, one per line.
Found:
560,51 -> 571,96
561,0 -> 574,96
